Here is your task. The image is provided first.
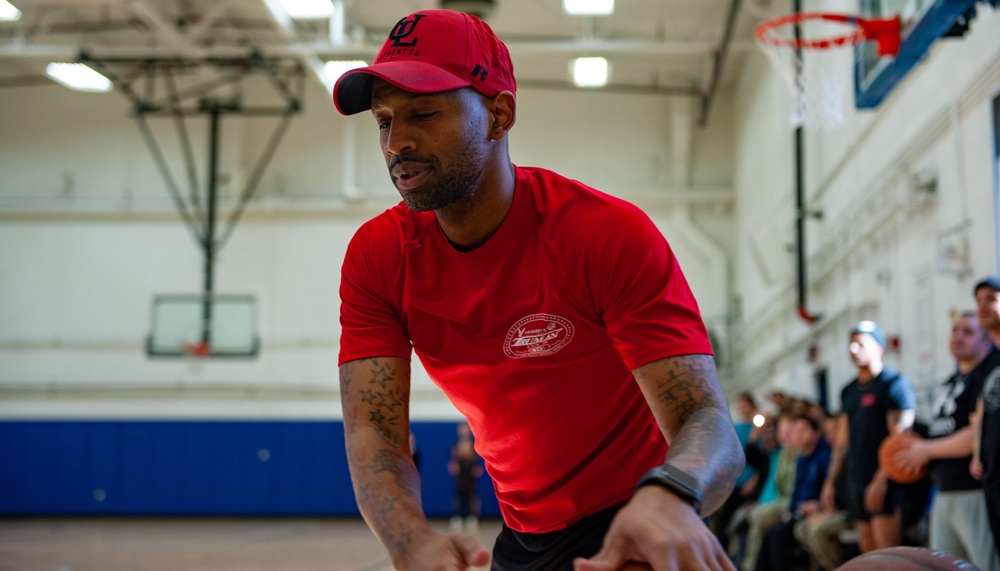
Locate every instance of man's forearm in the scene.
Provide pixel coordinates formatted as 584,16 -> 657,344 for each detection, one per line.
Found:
341,357 -> 430,565
923,426 -> 974,459
634,354 -> 743,516
663,405 -> 744,514
346,430 -> 431,561
825,444 -> 846,489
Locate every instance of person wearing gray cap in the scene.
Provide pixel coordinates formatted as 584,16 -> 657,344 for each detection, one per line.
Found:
332,8 -> 743,571
819,320 -> 916,554
968,276 -> 1000,558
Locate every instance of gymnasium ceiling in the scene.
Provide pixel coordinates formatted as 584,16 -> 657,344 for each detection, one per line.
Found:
0,0 -> 774,124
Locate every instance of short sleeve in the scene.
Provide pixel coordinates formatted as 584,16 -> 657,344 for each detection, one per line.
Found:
887,374 -> 916,411
587,203 -> 712,370
338,219 -> 412,365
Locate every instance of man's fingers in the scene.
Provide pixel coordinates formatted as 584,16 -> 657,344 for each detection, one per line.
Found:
573,557 -> 618,571
453,535 -> 490,568
573,543 -> 627,571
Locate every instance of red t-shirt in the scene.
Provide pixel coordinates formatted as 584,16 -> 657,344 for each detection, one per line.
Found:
339,166 -> 712,533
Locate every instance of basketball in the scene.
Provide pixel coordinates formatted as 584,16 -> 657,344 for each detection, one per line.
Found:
878,431 -> 927,484
835,546 -> 981,570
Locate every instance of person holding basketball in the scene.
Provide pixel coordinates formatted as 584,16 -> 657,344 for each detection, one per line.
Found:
820,321 -> 916,554
892,311 -> 998,570
334,8 -> 743,571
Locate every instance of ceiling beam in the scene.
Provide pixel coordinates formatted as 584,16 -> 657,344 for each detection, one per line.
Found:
0,39 -> 755,60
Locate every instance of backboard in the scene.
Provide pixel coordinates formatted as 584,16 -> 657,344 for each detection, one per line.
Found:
855,0 -> 989,108
146,294 -> 259,358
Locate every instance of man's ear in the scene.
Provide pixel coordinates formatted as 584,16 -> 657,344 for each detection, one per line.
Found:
488,91 -> 516,140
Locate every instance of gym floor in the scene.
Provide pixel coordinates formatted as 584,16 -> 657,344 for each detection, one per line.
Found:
0,517 -> 503,571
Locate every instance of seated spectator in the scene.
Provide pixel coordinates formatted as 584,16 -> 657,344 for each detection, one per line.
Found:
739,412 -> 800,571
712,392 -> 764,549
794,411 -> 854,570
755,412 -> 832,570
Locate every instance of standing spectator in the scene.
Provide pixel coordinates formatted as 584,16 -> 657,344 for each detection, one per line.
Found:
449,422 -> 484,532
893,311 -> 998,570
820,320 -> 916,553
969,276 -> 1000,558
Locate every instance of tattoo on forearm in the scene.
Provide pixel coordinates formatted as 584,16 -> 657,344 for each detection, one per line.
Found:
365,452 -> 420,558
343,358 -> 408,448
342,357 -> 421,561
371,448 -> 413,491
652,355 -> 725,425
638,354 -> 744,514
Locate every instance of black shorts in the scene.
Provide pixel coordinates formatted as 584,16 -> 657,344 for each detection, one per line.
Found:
491,504 -> 623,571
845,479 -> 908,522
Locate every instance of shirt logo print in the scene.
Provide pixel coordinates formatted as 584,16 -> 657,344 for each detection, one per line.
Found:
984,367 -> 1000,414
503,313 -> 575,359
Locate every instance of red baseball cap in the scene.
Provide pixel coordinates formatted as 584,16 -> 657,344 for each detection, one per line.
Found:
333,9 -> 516,115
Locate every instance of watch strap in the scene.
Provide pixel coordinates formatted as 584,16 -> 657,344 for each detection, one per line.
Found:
636,465 -> 703,513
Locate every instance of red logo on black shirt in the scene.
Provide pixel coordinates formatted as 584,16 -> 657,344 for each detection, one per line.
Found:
504,314 -> 575,359
861,393 -> 877,407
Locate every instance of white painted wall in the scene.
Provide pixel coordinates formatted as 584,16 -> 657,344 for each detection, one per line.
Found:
0,75 -> 736,418
732,3 -> 1000,418
5,5 -> 998,425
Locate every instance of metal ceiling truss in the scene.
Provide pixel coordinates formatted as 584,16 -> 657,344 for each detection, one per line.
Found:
84,49 -> 304,319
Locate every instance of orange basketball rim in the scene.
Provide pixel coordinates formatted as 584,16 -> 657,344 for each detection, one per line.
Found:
756,12 -> 902,57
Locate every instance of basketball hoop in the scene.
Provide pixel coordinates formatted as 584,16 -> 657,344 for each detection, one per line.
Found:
755,12 -> 900,130
182,341 -> 212,359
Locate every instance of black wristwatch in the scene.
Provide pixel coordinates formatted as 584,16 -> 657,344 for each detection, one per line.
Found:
636,465 -> 703,513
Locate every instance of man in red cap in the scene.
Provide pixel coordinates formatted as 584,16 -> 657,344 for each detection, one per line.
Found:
334,9 -> 742,571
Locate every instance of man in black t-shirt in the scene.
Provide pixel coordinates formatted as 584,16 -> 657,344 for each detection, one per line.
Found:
894,311 -> 997,570
970,276 -> 1000,563
821,320 -> 916,554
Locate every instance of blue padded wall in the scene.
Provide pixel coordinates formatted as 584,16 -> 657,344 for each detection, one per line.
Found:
0,420 -> 500,518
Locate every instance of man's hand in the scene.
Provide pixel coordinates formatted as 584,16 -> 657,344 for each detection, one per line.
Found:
797,500 -> 820,517
572,486 -> 736,571
970,457 -> 983,480
863,475 -> 887,513
893,440 -> 930,473
820,480 -> 836,512
396,530 -> 490,571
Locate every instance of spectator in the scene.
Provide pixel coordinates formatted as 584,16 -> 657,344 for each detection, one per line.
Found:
821,320 -> 917,553
712,392 -> 763,548
755,412 -> 832,570
740,412 -> 799,571
794,411 -> 853,570
448,422 -> 484,532
969,276 -> 1000,559
893,311 -> 997,570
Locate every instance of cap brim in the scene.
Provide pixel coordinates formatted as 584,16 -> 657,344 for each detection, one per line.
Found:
333,61 -> 473,115
975,277 -> 1000,293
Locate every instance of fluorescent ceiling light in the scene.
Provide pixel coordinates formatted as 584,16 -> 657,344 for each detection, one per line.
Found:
572,57 -> 609,88
0,1 -> 21,21
563,0 -> 614,16
324,60 -> 367,84
46,63 -> 113,92
278,0 -> 333,19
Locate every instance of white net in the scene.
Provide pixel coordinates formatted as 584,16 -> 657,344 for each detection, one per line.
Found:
756,16 -> 863,131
